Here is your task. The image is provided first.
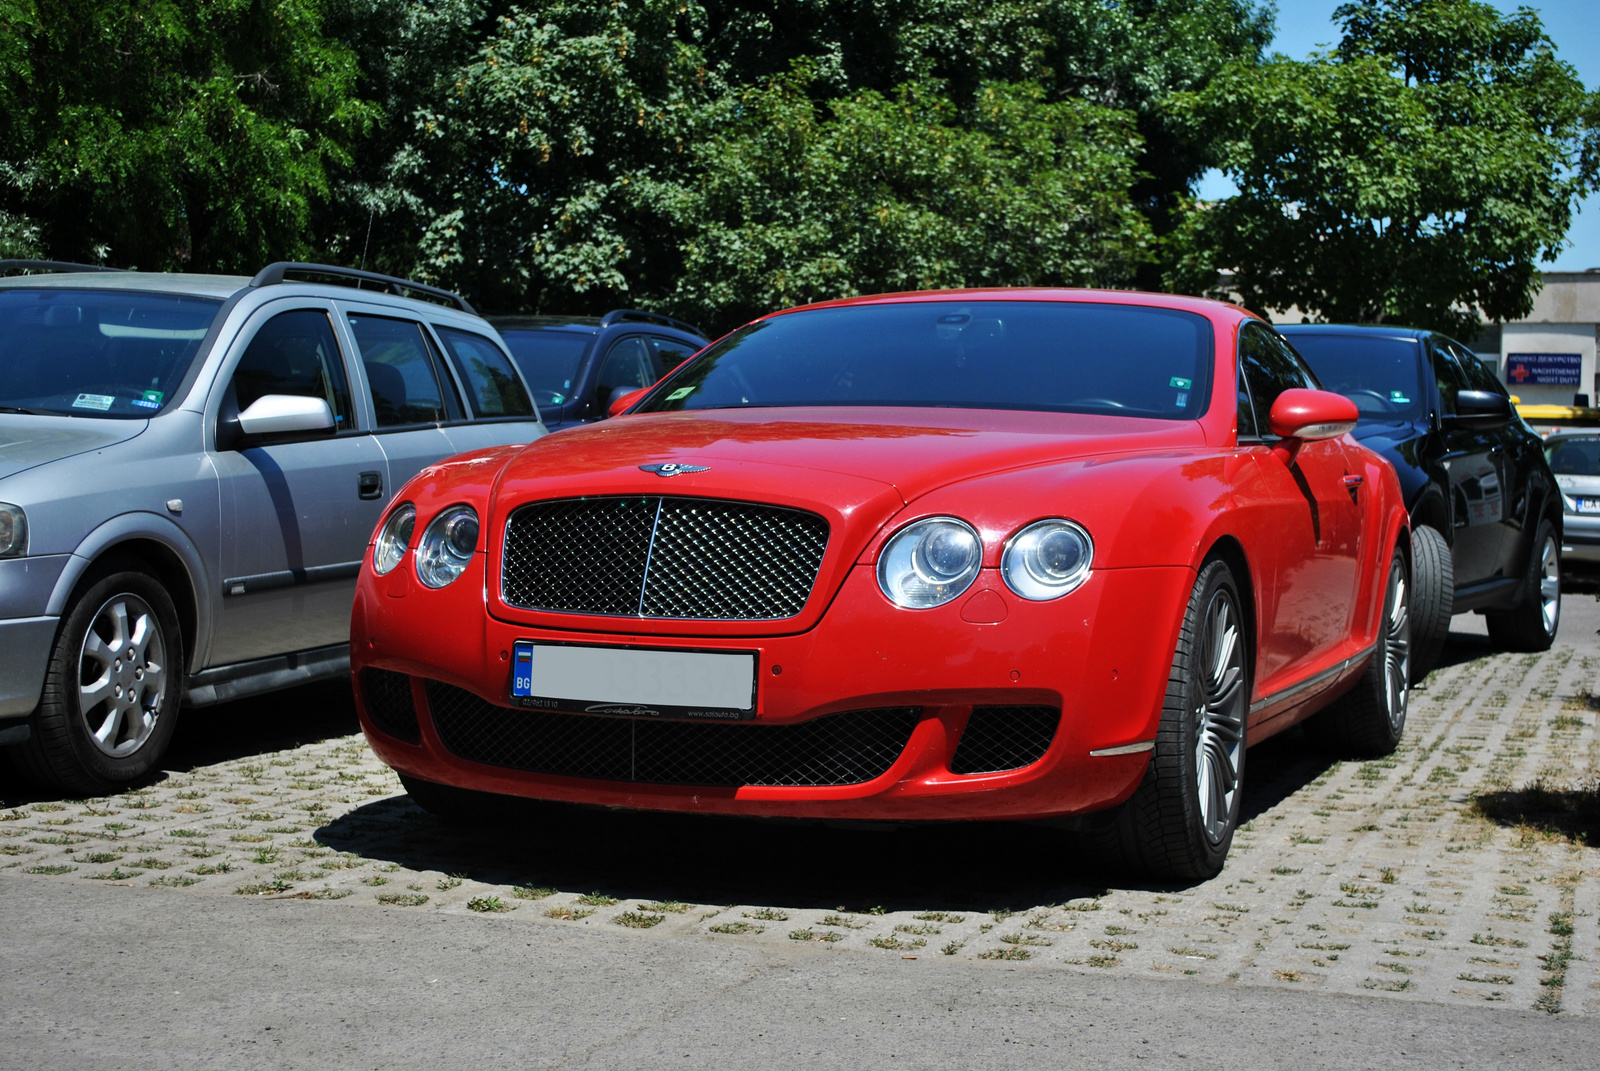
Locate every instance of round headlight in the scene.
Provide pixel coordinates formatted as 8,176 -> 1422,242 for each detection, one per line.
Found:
877,517 -> 982,608
1001,519 -> 1093,601
416,505 -> 480,588
372,504 -> 415,576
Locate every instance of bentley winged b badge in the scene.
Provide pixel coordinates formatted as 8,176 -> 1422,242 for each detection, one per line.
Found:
639,462 -> 710,477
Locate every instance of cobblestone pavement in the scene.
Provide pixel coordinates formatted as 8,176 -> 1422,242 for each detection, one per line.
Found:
4,605 -> 1597,1017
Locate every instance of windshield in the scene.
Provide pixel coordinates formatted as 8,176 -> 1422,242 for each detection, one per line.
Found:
499,329 -> 592,408
636,301 -> 1214,418
0,288 -> 221,417
1284,333 -> 1424,420
1547,438 -> 1600,476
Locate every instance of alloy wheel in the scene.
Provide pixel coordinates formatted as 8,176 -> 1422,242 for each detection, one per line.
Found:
1194,588 -> 1246,842
1538,536 -> 1560,635
77,593 -> 168,758
1382,557 -> 1411,732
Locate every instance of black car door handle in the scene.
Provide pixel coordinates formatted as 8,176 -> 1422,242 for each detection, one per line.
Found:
358,471 -> 383,500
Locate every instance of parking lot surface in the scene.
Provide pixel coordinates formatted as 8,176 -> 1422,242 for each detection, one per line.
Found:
3,601 -> 1598,1026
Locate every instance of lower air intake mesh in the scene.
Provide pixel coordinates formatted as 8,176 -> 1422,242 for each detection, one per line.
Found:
948,706 -> 1060,774
424,680 -> 919,787
362,668 -> 420,743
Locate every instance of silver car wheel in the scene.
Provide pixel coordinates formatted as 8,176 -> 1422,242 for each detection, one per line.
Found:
77,593 -> 168,758
1194,588 -> 1245,843
1383,559 -> 1411,732
1538,535 -> 1560,635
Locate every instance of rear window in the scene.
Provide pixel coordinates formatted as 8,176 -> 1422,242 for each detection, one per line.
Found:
636,301 -> 1214,419
436,327 -> 535,419
499,329 -> 591,409
1547,438 -> 1600,476
1285,334 -> 1424,420
0,288 -> 220,417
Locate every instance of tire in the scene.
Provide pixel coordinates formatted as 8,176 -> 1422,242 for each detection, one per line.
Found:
1408,525 -> 1452,683
1103,559 -> 1249,881
11,567 -> 183,795
1303,542 -> 1411,759
1485,519 -> 1560,652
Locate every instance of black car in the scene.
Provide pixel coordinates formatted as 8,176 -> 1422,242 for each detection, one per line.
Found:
1280,324 -> 1562,677
488,309 -> 708,429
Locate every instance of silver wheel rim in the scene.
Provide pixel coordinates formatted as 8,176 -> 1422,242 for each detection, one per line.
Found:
77,593 -> 167,758
1194,588 -> 1246,842
1384,559 -> 1411,732
1538,536 -> 1560,635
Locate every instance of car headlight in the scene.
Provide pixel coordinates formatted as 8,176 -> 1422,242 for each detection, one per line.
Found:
877,517 -> 982,608
1002,519 -> 1093,601
372,504 -> 415,576
0,503 -> 27,559
416,505 -> 480,588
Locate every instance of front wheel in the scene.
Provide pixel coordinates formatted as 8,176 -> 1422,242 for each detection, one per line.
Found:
1303,542 -> 1411,758
1104,559 -> 1249,881
1485,520 -> 1560,652
11,568 -> 183,795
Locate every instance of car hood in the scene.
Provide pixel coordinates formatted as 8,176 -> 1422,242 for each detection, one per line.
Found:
1350,419 -> 1421,448
0,415 -> 147,483
1555,473 -> 1600,495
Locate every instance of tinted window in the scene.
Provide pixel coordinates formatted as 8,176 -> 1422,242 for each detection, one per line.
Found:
1238,323 -> 1316,430
499,328 -> 590,408
1283,333 -> 1423,419
1430,341 -> 1475,417
1547,437 -> 1600,476
0,288 -> 219,418
231,310 -> 353,427
436,327 -> 534,418
347,314 -> 448,426
1237,366 -> 1260,439
649,336 -> 699,372
1444,338 -> 1507,396
597,336 -> 658,400
637,301 -> 1213,418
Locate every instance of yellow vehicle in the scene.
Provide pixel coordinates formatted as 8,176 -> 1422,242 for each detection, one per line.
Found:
1513,399 -> 1600,438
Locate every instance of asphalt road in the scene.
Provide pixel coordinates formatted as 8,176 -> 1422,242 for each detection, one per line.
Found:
3,874 -> 1597,1071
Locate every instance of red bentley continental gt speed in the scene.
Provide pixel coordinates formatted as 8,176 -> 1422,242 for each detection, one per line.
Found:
351,290 -> 1412,879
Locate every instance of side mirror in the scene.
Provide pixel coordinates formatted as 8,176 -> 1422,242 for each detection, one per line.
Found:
1267,388 -> 1359,442
236,395 -> 335,440
606,385 -> 647,418
1445,389 -> 1512,430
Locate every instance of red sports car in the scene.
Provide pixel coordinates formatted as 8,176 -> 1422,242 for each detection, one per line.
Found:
351,289 -> 1411,879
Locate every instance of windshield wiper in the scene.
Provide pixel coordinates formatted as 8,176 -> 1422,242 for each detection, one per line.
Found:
0,405 -> 54,415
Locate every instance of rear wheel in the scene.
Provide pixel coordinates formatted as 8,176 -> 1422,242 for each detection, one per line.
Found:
1303,543 -> 1411,758
1105,559 -> 1248,881
1485,520 -> 1560,652
11,568 -> 182,795
1408,525 -> 1452,683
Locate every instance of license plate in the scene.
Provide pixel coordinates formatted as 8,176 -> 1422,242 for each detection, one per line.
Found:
510,641 -> 756,720
1578,498 -> 1600,514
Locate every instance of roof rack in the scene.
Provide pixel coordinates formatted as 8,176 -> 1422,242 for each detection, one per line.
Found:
250,262 -> 475,315
599,308 -> 706,338
0,259 -> 127,276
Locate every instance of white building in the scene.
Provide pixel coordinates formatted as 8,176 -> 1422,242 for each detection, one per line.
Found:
1470,271 -> 1600,406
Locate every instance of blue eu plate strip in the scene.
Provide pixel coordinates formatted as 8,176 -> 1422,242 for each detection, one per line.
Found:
512,641 -> 534,697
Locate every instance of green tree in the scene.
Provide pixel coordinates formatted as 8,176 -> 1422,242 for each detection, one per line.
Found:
663,70 -> 1151,330
1166,0 -> 1598,335
0,0 -> 376,271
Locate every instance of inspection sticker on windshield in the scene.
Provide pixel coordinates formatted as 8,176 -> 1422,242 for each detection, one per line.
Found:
1170,377 -> 1192,389
131,390 -> 163,410
1391,391 -> 1410,403
72,393 -> 114,411
666,387 -> 695,401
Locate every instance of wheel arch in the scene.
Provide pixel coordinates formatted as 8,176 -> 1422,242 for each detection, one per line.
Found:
1199,534 -> 1257,683
48,514 -> 212,676
1408,486 -> 1450,544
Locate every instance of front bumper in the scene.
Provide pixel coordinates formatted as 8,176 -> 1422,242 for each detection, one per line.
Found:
1561,514 -> 1600,564
351,560 -> 1194,822
0,616 -> 58,721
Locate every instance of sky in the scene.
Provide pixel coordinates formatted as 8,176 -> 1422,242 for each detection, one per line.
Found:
1196,0 -> 1600,271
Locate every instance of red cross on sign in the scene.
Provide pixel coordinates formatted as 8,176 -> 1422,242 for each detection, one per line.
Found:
1509,363 -> 1531,383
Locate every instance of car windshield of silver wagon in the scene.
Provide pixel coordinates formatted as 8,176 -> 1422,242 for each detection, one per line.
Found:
635,301 -> 1214,418
1547,437 -> 1600,476
0,289 -> 221,417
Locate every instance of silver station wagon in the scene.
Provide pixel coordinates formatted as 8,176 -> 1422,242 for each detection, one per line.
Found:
0,261 -> 545,793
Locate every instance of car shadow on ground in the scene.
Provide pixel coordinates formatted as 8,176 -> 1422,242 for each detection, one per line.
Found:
314,726 -> 1343,911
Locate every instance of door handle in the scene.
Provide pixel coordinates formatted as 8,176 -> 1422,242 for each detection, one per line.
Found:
1342,474 -> 1364,488
358,471 -> 383,500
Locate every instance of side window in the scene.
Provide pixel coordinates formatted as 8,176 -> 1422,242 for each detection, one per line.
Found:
1237,365 -> 1260,440
1238,322 -> 1313,432
230,309 -> 353,428
1430,340 -> 1474,416
648,336 -> 698,373
347,314 -> 451,427
1445,339 -> 1506,396
435,327 -> 535,419
596,335 -> 658,401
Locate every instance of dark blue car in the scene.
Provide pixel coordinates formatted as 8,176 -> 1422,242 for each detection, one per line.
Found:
1280,324 -> 1562,678
489,310 -> 708,429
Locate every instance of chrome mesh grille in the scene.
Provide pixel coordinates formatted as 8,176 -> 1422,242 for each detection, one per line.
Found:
425,680 -> 918,787
948,706 -> 1060,774
361,668 -> 419,744
501,496 -> 829,620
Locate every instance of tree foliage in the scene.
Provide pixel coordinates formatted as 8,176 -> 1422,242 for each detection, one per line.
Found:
1166,0 -> 1598,335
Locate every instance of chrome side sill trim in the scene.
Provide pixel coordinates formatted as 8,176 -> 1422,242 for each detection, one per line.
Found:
1090,740 -> 1156,757
1248,641 -> 1378,716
